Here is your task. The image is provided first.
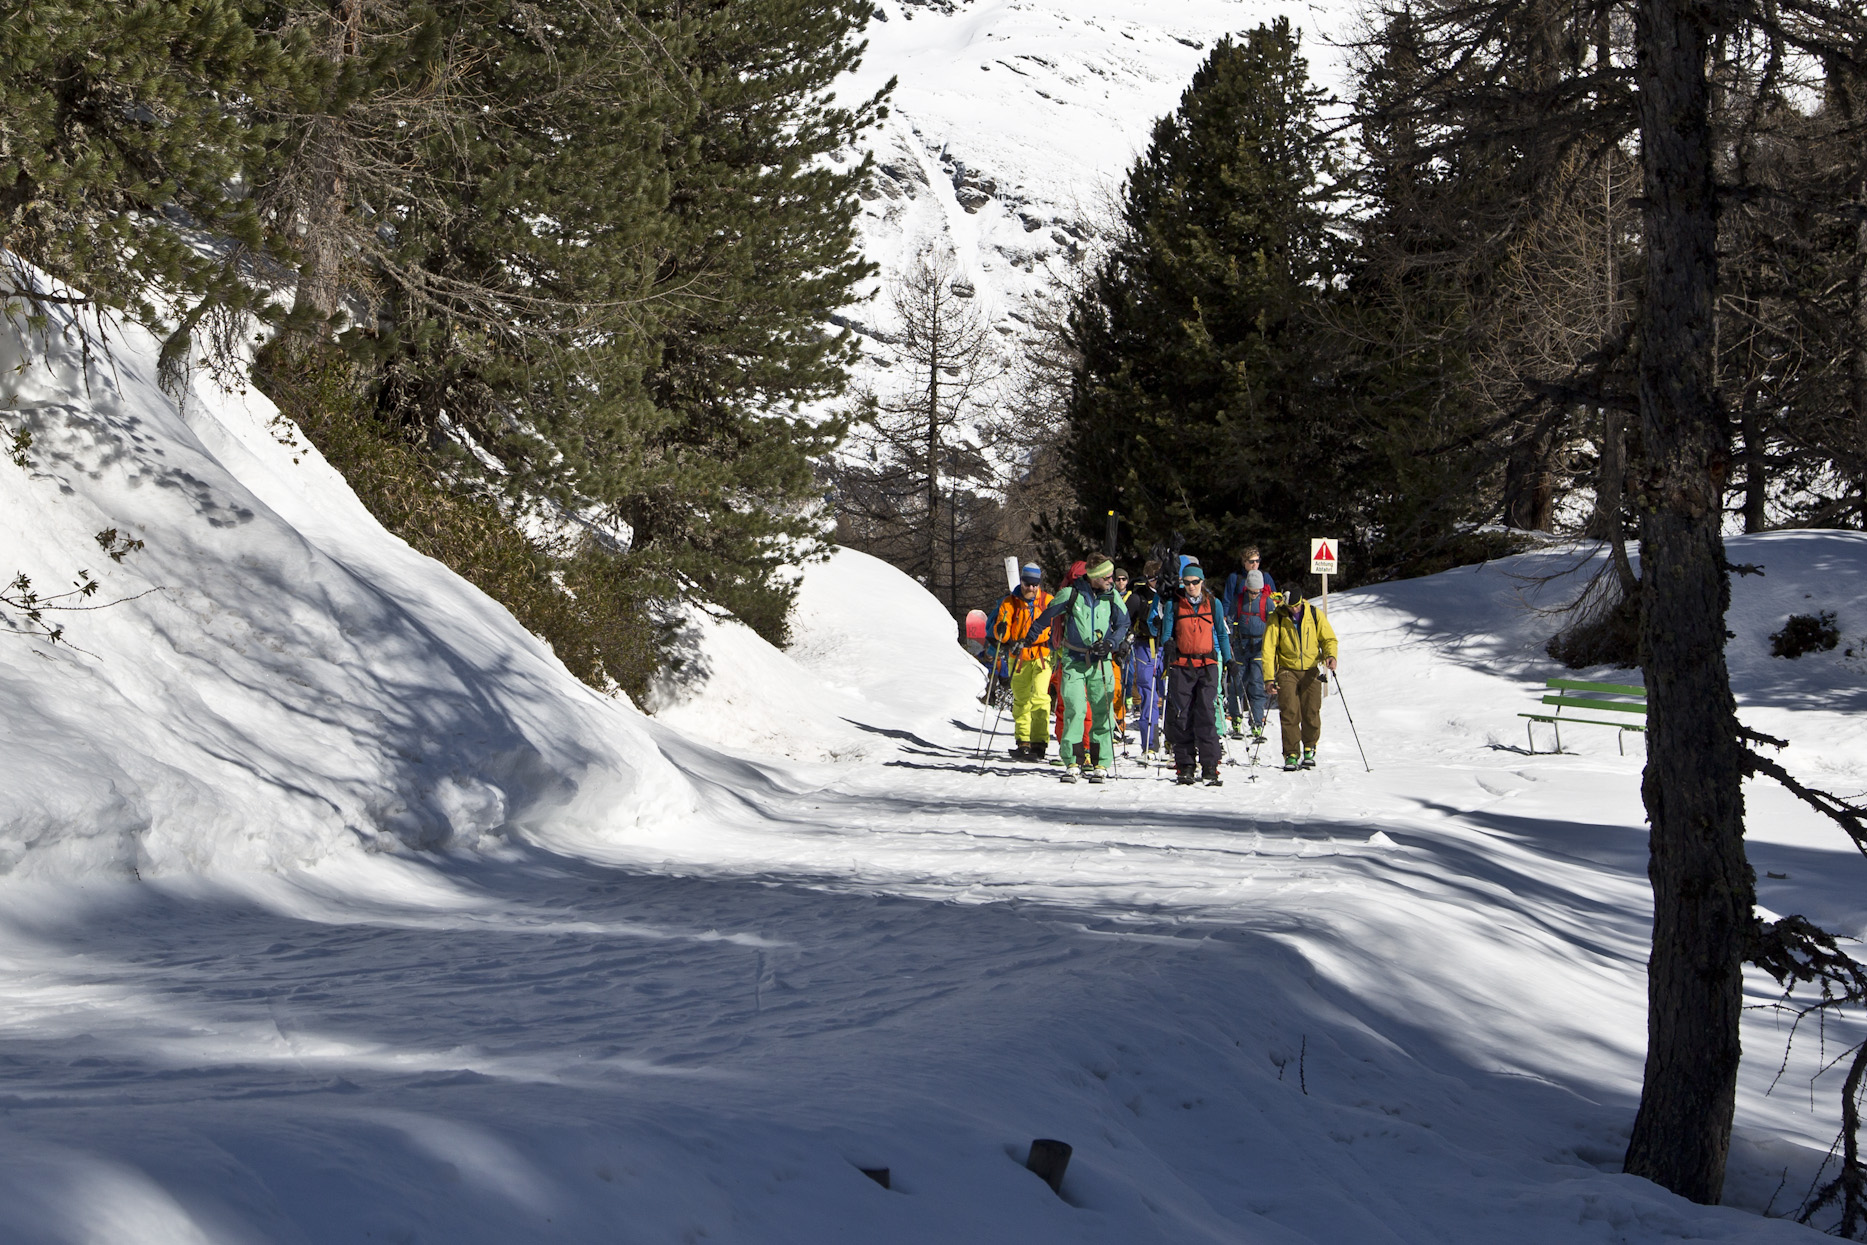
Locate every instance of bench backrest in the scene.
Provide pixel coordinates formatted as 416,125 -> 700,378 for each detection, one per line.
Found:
1546,679 -> 1645,697
1540,678 -> 1647,717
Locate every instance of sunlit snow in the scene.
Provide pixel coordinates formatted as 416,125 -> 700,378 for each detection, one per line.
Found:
2,271 -> 1865,1239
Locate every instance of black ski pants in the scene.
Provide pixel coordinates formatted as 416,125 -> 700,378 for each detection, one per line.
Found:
1166,661 -> 1222,772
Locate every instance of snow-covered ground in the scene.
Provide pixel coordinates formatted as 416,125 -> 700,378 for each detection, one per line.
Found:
5,293 -> 1867,1240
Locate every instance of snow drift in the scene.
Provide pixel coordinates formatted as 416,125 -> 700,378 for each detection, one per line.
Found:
0,289 -> 695,878
647,545 -> 986,762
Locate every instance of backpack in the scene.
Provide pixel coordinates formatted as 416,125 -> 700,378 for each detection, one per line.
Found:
1236,589 -> 1271,642
1172,593 -> 1217,666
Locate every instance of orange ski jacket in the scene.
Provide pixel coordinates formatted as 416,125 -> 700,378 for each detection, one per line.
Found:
994,589 -> 1054,665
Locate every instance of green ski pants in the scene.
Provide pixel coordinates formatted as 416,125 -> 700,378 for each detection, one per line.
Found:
1058,652 -> 1116,764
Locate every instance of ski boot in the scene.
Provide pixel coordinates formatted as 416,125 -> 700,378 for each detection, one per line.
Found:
1300,748 -> 1317,770
1227,717 -> 1244,740
1087,766 -> 1109,784
1202,766 -> 1223,787
1007,742 -> 1031,761
1061,764 -> 1081,783
1175,766 -> 1197,786
1250,725 -> 1267,745
1283,754 -> 1301,772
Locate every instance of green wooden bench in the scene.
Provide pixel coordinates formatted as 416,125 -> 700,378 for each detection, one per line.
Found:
1519,679 -> 1647,754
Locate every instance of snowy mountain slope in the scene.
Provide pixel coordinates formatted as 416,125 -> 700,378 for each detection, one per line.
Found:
0,286 -> 696,878
1,525 -> 1864,1241
831,0 -> 1356,384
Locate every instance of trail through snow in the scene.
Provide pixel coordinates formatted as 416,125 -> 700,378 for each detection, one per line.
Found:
8,433 -> 1867,1239
6,277 -> 1867,1239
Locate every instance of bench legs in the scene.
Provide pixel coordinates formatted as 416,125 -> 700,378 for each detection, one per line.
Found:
1525,719 -> 1564,755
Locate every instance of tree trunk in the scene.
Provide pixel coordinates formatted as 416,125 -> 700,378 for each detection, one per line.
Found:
1854,188 -> 1867,527
1738,383 -> 1767,534
925,321 -> 941,592
1503,415 -> 1559,531
1598,405 -> 1640,597
1621,0 -> 1752,1205
287,1 -> 362,349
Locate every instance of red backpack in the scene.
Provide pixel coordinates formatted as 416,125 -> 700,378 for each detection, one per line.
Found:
1172,594 -> 1217,666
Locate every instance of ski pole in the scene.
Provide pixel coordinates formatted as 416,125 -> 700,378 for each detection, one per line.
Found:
973,638 -> 1005,762
974,680 -> 1009,762
983,698 -> 1008,763
1325,666 -> 1372,772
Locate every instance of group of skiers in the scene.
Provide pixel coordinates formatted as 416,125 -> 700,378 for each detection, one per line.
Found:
987,547 -> 1339,786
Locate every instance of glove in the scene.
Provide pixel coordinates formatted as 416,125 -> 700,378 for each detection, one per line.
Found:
1087,637 -> 1113,661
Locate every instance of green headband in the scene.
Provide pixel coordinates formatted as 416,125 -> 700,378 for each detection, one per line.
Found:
1084,558 -> 1114,580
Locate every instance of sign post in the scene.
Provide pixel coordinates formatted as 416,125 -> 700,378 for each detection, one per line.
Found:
1309,538 -> 1340,616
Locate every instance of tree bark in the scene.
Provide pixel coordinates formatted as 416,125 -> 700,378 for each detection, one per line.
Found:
1738,382 -> 1767,534
1621,0 -> 1753,1205
1854,172 -> 1867,526
1598,405 -> 1640,597
925,293 -> 941,593
287,0 -> 362,348
1503,417 -> 1559,531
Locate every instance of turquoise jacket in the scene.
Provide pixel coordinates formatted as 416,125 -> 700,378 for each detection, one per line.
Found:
1030,581 -> 1131,657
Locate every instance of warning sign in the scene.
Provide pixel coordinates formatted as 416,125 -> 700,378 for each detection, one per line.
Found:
1310,538 -> 1340,576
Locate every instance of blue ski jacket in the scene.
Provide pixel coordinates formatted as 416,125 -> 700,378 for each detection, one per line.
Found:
1220,568 -> 1277,625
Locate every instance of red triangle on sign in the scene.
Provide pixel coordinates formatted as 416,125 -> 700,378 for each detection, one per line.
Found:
1315,543 -> 1336,562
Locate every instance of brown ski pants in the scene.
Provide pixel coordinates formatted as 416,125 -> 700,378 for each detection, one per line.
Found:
1275,667 -> 1324,758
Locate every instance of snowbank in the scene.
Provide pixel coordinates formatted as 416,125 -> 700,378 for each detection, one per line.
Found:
0,284 -> 695,878
646,546 -> 986,762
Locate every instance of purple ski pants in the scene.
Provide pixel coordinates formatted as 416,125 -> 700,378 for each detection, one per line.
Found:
1129,643 -> 1165,752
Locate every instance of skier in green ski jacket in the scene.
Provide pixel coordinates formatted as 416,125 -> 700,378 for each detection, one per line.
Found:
1023,555 -> 1131,783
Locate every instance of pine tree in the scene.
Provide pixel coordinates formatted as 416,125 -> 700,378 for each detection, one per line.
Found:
1063,22 -> 1353,575
339,0 -> 883,650
623,0 -> 885,641
0,0 -> 290,337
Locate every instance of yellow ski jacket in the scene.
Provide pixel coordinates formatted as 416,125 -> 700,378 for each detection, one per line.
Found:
1261,602 -> 1338,679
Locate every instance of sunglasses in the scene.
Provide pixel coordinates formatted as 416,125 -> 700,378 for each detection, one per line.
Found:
1181,577 -> 1202,585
